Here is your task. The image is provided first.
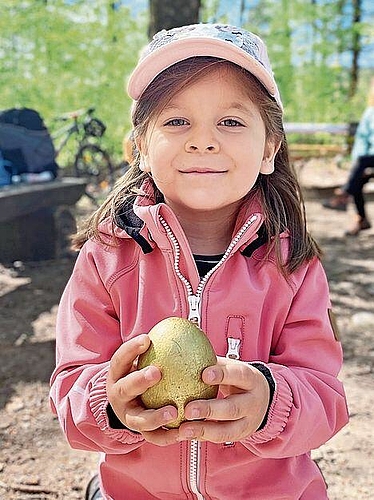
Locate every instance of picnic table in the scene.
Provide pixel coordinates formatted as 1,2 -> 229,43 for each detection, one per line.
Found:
284,122 -> 357,160
0,178 -> 87,262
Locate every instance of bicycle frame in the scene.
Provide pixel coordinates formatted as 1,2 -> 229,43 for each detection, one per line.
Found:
51,119 -> 80,157
51,107 -> 98,159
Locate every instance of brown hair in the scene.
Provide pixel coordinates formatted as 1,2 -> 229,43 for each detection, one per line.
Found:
73,57 -> 320,274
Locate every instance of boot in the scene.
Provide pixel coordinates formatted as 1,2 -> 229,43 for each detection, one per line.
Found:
345,217 -> 371,236
322,191 -> 350,211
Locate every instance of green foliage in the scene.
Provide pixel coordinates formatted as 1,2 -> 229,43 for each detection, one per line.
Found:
201,0 -> 373,125
0,0 -> 148,162
245,0 -> 373,123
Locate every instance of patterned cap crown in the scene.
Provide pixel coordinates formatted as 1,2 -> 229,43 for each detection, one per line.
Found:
127,23 -> 282,109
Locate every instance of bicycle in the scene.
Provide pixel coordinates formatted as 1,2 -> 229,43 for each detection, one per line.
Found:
51,107 -> 114,201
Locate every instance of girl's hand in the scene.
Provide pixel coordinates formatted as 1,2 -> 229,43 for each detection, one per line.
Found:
106,335 -> 179,446
178,356 -> 270,443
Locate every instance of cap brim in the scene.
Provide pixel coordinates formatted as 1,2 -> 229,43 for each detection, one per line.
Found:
127,37 -> 278,103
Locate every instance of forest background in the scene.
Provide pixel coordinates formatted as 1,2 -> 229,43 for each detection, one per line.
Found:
1,0 -> 374,165
1,3 -> 374,498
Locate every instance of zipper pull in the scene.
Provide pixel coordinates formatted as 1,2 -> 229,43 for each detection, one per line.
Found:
226,337 -> 241,359
188,294 -> 201,326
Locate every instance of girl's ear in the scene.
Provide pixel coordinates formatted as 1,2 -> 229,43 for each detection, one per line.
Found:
260,140 -> 281,175
135,137 -> 151,173
134,136 -> 144,156
139,156 -> 151,172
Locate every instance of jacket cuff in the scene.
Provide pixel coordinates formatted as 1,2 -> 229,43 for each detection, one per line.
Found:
246,370 -> 293,444
249,362 -> 275,430
89,367 -> 144,445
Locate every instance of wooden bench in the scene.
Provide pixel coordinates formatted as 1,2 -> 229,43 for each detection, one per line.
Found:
0,178 -> 87,262
285,122 -> 356,160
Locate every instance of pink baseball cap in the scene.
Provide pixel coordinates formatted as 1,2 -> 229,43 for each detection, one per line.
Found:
127,23 -> 282,110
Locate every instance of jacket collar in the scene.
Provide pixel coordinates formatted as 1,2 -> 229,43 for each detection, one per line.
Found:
115,178 -> 268,256
115,197 -> 153,254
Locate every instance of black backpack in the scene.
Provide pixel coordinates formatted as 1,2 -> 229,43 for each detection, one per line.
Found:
0,108 -> 58,177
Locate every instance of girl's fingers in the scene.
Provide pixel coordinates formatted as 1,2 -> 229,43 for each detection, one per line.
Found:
184,393 -> 249,422
108,334 -> 151,383
202,357 -> 260,392
109,364 -> 162,402
142,427 -> 179,446
125,405 -> 178,433
106,335 -> 181,437
178,417 -> 252,444
179,357 -> 271,442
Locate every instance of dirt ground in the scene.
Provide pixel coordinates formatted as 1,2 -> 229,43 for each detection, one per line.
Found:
0,159 -> 373,499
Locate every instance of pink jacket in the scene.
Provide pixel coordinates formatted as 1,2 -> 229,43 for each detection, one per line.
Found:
50,183 -> 348,499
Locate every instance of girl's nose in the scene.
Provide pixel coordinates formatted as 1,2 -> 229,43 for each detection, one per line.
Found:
185,130 -> 220,153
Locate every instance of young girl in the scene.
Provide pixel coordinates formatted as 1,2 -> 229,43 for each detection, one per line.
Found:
50,24 -> 348,500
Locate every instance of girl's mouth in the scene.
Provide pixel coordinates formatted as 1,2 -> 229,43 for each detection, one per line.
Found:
180,168 -> 227,174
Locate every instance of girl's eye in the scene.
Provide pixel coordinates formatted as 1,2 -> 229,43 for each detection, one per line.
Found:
165,118 -> 188,126
220,118 -> 243,127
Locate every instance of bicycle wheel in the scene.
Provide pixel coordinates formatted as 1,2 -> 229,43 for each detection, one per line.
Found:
74,144 -> 114,200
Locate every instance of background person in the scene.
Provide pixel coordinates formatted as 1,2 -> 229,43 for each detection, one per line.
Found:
323,77 -> 374,235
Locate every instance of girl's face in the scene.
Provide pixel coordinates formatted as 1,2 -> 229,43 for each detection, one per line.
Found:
137,65 -> 279,217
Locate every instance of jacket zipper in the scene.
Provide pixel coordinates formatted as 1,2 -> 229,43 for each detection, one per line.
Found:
226,337 -> 241,359
159,213 -> 258,500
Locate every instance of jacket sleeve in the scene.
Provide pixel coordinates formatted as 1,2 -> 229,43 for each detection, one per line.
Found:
243,257 -> 349,458
49,242 -> 145,454
351,107 -> 372,161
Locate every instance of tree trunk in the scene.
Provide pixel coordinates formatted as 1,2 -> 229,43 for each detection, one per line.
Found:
148,0 -> 201,39
349,0 -> 362,98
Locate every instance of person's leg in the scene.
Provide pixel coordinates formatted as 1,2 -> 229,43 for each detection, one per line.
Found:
344,155 -> 373,201
344,155 -> 373,235
322,155 -> 374,211
351,185 -> 367,220
321,160 -> 359,211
